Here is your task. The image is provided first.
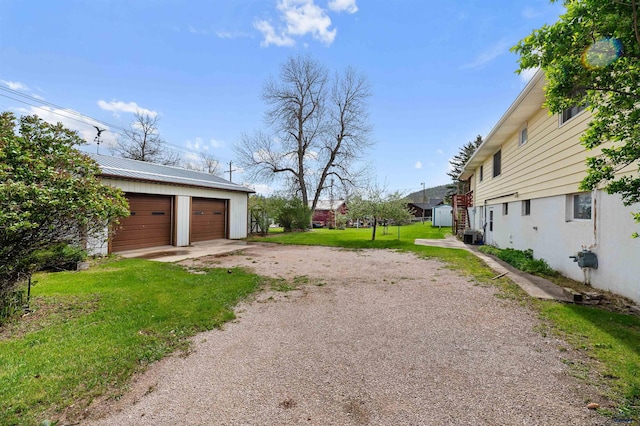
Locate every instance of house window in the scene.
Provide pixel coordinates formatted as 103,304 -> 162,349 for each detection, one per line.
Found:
503,202 -> 508,215
519,126 -> 528,146
572,193 -> 592,220
561,104 -> 587,125
479,165 -> 484,182
522,200 -> 531,216
493,150 -> 501,177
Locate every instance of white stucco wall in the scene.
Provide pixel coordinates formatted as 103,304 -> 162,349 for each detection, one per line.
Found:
481,191 -> 640,303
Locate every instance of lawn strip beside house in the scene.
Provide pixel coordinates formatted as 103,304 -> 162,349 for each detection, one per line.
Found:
0,258 -> 261,426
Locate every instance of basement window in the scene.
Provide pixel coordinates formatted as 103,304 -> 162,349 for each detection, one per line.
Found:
570,193 -> 592,220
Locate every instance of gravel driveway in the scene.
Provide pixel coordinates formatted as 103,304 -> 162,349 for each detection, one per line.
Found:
84,244 -> 607,425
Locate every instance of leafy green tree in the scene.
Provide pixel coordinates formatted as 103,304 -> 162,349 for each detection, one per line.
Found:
347,186 -> 412,241
448,135 -> 482,193
0,112 -> 129,294
513,0 -> 640,235
268,196 -> 311,232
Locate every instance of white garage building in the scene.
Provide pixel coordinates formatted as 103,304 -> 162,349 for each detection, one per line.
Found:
88,154 -> 253,255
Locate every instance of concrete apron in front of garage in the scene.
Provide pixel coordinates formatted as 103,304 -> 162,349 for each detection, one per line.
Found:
116,240 -> 251,263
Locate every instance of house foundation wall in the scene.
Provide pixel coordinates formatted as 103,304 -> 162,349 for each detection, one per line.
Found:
477,191 -> 640,303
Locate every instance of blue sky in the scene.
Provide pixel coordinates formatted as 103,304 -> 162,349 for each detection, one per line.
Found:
0,0 -> 563,196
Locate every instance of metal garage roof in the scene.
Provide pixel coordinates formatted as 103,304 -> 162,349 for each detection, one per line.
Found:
88,153 -> 254,193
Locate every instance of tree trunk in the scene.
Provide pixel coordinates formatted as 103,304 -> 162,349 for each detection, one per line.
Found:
371,216 -> 377,241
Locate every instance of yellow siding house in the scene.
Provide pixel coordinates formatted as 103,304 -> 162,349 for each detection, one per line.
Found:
460,70 -> 640,303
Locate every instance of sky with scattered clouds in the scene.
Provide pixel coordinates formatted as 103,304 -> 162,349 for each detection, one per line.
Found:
0,0 -> 563,195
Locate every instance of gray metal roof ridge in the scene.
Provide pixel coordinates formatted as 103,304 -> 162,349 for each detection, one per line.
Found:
88,153 -> 254,193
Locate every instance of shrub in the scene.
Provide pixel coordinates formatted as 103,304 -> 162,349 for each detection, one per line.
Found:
275,198 -> 311,232
31,243 -> 87,272
0,288 -> 26,325
478,246 -> 557,276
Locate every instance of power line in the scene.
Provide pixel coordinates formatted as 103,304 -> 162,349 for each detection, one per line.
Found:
0,89 -> 234,164
0,92 -> 128,137
0,86 -> 125,131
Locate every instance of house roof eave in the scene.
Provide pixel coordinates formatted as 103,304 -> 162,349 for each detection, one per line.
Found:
460,69 -> 547,180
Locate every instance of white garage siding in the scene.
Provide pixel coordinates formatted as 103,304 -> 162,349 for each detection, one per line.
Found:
103,178 -> 250,243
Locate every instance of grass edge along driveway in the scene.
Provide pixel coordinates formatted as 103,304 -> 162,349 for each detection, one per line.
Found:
0,259 -> 261,426
1,223 -> 638,424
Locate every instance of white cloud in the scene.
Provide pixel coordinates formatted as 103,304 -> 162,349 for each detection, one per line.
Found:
1,80 -> 29,91
462,39 -> 511,69
254,20 -> 295,47
256,0 -> 343,47
97,100 -> 158,118
436,149 -> 444,155
415,161 -> 422,169
328,0 -> 358,14
216,31 -> 234,39
15,105 -> 118,150
31,93 -> 45,101
280,0 -> 336,44
519,67 -> 539,84
210,138 -> 224,148
186,137 -> 204,151
216,30 -> 251,39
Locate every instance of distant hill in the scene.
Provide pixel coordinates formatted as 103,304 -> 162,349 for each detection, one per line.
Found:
405,184 -> 454,204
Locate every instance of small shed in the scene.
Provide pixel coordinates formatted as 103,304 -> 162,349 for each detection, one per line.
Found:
432,205 -> 453,227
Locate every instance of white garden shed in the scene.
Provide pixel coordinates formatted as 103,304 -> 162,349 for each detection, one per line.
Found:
432,205 -> 453,227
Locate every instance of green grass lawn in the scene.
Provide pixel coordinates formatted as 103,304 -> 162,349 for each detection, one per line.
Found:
252,222 -> 451,248
536,302 -> 640,420
2,222 -> 638,423
0,258 -> 262,426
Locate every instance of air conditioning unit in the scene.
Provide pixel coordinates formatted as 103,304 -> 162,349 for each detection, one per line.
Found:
463,229 -> 482,244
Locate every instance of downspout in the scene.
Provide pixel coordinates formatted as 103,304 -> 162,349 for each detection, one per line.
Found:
591,188 -> 598,249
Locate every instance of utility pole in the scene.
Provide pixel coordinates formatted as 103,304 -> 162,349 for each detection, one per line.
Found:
421,182 -> 426,224
228,161 -> 237,182
329,177 -> 335,228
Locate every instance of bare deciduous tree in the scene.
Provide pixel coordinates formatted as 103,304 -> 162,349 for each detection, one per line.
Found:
113,112 -> 180,166
235,55 -> 373,214
184,151 -> 223,176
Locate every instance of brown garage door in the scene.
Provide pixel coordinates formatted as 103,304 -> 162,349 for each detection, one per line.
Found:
191,198 -> 226,242
111,194 -> 173,252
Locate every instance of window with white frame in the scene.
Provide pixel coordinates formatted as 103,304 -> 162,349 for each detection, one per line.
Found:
571,193 -> 592,220
522,199 -> 531,216
561,104 -> 587,125
493,150 -> 501,177
503,202 -> 508,215
519,125 -> 528,146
